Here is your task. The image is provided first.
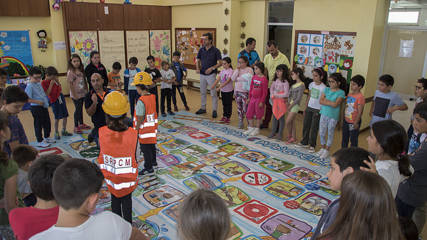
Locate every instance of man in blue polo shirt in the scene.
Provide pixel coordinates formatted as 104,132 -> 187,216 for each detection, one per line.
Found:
237,38 -> 260,67
195,32 -> 222,118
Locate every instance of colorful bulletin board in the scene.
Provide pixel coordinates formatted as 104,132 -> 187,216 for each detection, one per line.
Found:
69,31 -> 99,67
294,30 -> 356,82
98,31 -> 126,73
175,28 -> 216,69
149,30 -> 171,68
0,30 -> 33,76
126,31 -> 150,65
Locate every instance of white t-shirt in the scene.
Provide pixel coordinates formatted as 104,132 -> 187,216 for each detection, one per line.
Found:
30,211 -> 132,240
308,82 -> 326,110
160,69 -> 175,89
375,160 -> 406,197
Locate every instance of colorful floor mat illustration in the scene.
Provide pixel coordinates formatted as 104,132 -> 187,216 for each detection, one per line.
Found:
30,112 -> 337,240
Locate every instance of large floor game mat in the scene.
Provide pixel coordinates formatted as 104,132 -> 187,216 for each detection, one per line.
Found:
31,112 -> 338,240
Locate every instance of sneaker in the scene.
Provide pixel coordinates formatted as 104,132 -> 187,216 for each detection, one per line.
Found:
219,117 -> 227,122
250,128 -> 259,136
224,118 -> 231,124
54,132 -> 60,140
267,133 -> 276,138
37,141 -> 50,148
260,124 -> 268,129
44,138 -> 56,143
315,148 -> 325,156
238,121 -> 244,129
174,106 -> 178,112
74,126 -> 83,134
320,149 -> 330,159
244,127 -> 253,135
161,113 -> 167,117
274,134 -> 283,141
286,138 -> 297,144
168,111 -> 175,116
308,146 -> 316,153
185,105 -> 190,111
62,130 -> 73,136
80,124 -> 91,130
195,109 -> 206,114
139,168 -> 155,176
212,111 -> 217,118
295,142 -> 309,148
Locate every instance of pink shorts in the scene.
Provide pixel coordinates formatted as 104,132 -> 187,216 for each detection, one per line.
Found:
246,99 -> 265,120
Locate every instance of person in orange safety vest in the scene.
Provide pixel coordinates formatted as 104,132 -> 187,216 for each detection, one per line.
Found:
98,91 -> 138,224
132,71 -> 158,176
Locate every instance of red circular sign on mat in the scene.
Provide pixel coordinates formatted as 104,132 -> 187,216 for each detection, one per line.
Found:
243,203 -> 270,218
284,200 -> 300,209
242,172 -> 272,186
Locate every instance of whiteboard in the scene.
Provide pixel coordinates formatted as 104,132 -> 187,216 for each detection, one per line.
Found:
126,31 -> 149,66
98,31 -> 126,74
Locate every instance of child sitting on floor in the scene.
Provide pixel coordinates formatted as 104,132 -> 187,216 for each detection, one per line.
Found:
178,189 -> 230,240
9,154 -> 65,240
12,145 -> 38,207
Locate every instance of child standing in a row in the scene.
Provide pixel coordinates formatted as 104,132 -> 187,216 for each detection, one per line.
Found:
245,62 -> 268,136
160,61 -> 176,117
317,73 -> 346,159
285,68 -> 305,144
124,57 -> 141,117
232,56 -> 253,129
212,57 -> 233,123
342,75 -> 365,147
268,64 -> 289,140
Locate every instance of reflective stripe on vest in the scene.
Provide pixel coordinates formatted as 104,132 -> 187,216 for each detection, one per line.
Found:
133,94 -> 158,144
138,130 -> 157,139
105,179 -> 136,190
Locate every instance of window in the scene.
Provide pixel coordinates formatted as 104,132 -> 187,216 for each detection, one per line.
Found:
388,11 -> 420,24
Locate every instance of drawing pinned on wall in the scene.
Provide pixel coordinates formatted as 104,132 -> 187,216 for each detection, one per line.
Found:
69,31 -> 98,67
310,34 -> 323,46
298,33 -> 310,44
150,30 -> 171,68
297,45 -> 309,57
0,31 -> 33,76
309,46 -> 322,58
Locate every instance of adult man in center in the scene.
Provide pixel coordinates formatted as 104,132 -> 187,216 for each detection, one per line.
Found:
195,32 -> 222,118
261,40 -> 290,129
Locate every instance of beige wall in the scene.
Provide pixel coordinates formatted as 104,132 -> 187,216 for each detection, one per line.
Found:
382,28 -> 427,95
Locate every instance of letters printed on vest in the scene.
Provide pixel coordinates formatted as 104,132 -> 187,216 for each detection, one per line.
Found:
98,126 -> 138,198
133,94 -> 158,144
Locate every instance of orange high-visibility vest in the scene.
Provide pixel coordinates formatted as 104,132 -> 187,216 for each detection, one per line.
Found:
98,126 -> 138,198
133,94 -> 158,144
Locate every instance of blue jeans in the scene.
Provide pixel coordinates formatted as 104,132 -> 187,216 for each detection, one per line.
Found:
128,90 -> 140,117
341,120 -> 361,148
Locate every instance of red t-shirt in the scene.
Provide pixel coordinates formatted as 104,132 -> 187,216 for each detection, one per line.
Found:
41,79 -> 61,104
9,206 -> 59,240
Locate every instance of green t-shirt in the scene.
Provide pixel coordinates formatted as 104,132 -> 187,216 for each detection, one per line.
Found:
0,159 -> 18,225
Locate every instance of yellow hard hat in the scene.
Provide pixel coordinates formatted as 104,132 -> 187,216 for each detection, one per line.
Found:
132,72 -> 153,86
102,91 -> 129,117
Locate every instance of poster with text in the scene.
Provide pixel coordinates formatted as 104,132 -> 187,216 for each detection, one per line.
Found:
69,31 -> 98,67
150,30 -> 171,68
98,31 -> 126,74
126,31 -> 149,66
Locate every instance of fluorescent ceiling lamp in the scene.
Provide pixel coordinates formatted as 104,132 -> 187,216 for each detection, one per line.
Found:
388,11 -> 419,24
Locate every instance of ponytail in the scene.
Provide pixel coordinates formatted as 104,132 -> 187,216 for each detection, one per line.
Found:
397,154 -> 412,177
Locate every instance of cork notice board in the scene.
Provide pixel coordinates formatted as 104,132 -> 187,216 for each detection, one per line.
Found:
175,28 -> 216,69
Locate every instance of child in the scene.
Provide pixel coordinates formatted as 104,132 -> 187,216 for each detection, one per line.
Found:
99,91 -> 138,223
367,119 -> 412,197
267,64 -> 290,140
25,67 -> 54,148
396,102 -> 427,220
285,67 -> 305,144
42,66 -> 72,140
133,72 -> 158,176
316,73 -> 346,159
124,57 -> 142,117
107,62 -> 123,91
30,158 -> 147,239
299,68 -> 327,152
231,56 -> 253,129
317,171 -> 404,240
12,145 -> 38,207
145,55 -> 161,114
1,86 -> 29,156
67,54 -> 90,134
244,62 -> 268,136
407,78 -> 427,154
160,61 -> 176,117
342,75 -> 365,148
171,51 -> 189,111
311,147 -> 370,239
178,189 -> 230,240
211,57 -> 233,123
370,74 -> 408,125
9,154 -> 65,240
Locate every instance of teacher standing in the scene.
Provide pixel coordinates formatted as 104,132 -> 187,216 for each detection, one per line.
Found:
84,51 -> 108,90
195,33 -> 222,118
